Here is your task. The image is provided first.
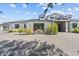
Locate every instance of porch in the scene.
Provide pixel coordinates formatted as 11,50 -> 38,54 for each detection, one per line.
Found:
54,20 -> 70,32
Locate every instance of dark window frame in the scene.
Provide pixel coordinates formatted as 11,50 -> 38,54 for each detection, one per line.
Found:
15,24 -> 19,29
72,23 -> 77,28
24,24 -> 26,28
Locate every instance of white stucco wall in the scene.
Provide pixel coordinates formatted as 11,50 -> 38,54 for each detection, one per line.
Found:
9,23 -> 27,29
8,21 -> 51,31
26,21 -> 51,30
0,26 -> 3,31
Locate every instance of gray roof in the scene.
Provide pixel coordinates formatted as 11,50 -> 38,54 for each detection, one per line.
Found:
2,19 -> 79,25
2,19 -> 52,24
70,19 -> 79,22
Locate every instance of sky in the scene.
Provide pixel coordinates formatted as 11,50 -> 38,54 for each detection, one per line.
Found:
0,3 -> 79,24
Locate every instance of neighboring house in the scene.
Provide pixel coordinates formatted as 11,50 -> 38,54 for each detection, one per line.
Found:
0,13 -> 79,32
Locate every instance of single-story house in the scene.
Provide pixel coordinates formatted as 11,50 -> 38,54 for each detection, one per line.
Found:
0,13 -> 79,32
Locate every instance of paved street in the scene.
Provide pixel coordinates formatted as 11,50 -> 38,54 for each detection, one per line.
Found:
0,31 -> 79,56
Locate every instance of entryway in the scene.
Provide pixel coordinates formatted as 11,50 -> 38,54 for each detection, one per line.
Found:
55,21 -> 66,32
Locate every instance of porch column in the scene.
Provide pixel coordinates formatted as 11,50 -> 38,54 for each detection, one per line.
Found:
0,26 -> 3,31
65,22 -> 68,32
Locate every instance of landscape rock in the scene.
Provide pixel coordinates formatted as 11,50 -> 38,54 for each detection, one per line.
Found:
0,40 -> 68,56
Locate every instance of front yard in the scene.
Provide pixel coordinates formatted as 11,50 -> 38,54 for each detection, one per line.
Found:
0,31 -> 79,56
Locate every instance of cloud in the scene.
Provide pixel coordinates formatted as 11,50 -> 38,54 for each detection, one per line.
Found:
74,7 -> 79,11
68,8 -> 72,11
37,3 -> 47,10
0,15 -> 13,20
57,3 -> 63,5
0,15 -> 15,24
53,10 -> 65,15
37,3 -> 48,10
68,7 -> 79,12
14,10 -> 21,13
33,12 -> 36,15
37,3 -> 47,7
47,9 -> 74,16
10,4 -> 16,8
67,11 -> 74,15
25,12 -> 30,14
42,6 -> 47,10
22,4 -> 27,8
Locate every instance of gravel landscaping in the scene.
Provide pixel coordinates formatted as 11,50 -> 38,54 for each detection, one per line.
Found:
0,40 -> 67,56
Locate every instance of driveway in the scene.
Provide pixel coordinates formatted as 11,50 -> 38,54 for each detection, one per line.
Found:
0,31 -> 79,56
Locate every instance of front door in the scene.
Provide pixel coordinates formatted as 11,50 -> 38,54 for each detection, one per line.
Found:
57,22 -> 66,32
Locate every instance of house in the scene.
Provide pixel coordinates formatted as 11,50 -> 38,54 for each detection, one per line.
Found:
0,13 -> 79,32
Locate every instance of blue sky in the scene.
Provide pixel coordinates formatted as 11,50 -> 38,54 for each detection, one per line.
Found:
0,3 -> 79,23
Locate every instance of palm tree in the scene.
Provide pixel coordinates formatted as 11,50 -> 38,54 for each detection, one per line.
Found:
0,11 -> 3,14
44,3 -> 56,14
44,3 -> 64,14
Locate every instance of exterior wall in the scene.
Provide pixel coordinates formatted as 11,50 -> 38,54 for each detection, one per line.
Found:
69,21 -> 79,31
9,22 -> 27,29
26,21 -> 51,30
2,23 -> 9,31
6,21 -> 51,31
2,20 -> 79,32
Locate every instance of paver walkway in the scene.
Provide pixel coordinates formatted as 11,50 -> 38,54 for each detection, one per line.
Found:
0,31 -> 79,56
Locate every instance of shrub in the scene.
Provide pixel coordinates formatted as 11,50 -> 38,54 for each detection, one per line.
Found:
8,29 -> 13,33
17,28 -> 25,34
45,23 -> 58,35
17,28 -> 33,35
72,27 -> 79,33
26,29 -> 33,35
12,29 -> 18,32
53,23 -> 58,34
8,29 -> 18,33
23,29 -> 27,34
22,28 -> 32,35
44,24 -> 52,35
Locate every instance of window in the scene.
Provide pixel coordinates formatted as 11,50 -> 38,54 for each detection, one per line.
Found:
72,23 -> 77,28
15,24 -> 19,29
24,24 -> 26,28
39,14 -> 45,20
50,17 -> 54,20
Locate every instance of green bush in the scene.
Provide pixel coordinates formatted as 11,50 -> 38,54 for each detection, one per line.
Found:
17,28 -> 33,35
24,29 -> 33,35
53,23 -> 58,34
45,23 -> 58,35
8,29 -> 13,33
45,24 -> 52,35
26,29 -> 33,35
7,28 -> 33,35
72,27 -> 79,33
8,29 -> 18,33
13,29 -> 18,32
17,28 -> 25,34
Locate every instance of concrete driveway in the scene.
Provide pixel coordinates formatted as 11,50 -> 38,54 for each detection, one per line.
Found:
0,31 -> 79,56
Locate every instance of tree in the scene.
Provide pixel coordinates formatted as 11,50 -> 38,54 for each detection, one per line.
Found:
44,3 -> 54,14
44,3 -> 64,14
0,11 -> 3,14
